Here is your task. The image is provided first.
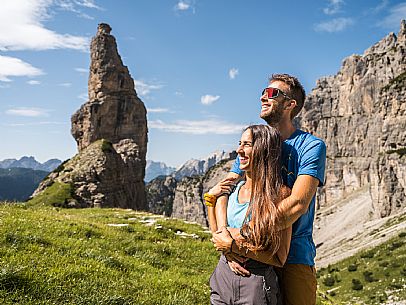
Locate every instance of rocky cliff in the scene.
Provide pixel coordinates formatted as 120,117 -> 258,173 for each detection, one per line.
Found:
299,20 -> 406,217
171,159 -> 235,226
173,150 -> 236,180
32,24 -> 148,210
147,158 -> 235,226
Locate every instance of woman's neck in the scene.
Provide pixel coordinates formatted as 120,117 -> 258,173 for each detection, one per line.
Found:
245,171 -> 252,190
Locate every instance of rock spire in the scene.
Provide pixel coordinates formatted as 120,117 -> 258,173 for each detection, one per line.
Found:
32,23 -> 148,210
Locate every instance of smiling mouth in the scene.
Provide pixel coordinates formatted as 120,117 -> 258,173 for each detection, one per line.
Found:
261,104 -> 271,111
240,157 -> 249,164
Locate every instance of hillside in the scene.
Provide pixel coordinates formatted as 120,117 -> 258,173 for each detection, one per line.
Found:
0,168 -> 48,201
0,203 -> 404,305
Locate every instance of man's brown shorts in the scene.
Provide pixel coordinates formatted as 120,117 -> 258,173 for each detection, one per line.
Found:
275,264 -> 317,305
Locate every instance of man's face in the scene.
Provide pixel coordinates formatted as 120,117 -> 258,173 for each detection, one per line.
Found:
260,80 -> 290,125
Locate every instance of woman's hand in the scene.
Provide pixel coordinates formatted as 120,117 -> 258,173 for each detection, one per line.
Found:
207,178 -> 237,197
211,226 -> 233,252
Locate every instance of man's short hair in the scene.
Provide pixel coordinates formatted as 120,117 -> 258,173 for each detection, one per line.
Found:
270,74 -> 306,118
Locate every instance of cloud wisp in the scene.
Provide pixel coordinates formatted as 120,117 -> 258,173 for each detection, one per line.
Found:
0,0 -> 89,51
0,55 -> 43,82
149,119 -> 245,135
378,3 -> 406,29
174,1 -> 195,13
147,108 -> 170,113
323,0 -> 345,15
5,107 -> 50,117
134,80 -> 165,97
314,17 -> 354,32
201,95 -> 220,105
229,68 -> 239,80
75,67 -> 88,73
27,80 -> 41,85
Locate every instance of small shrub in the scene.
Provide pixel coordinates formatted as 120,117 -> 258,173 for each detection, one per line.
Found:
101,140 -> 114,153
351,279 -> 363,291
360,250 -> 374,258
399,232 -> 406,238
379,261 -> 389,267
391,262 -> 401,268
348,264 -> 357,272
363,271 -> 377,282
388,241 -> 403,251
322,275 -> 335,287
401,268 -> 406,276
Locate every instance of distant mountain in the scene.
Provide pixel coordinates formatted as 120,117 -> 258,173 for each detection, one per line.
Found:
145,160 -> 176,182
173,150 -> 236,180
0,168 -> 49,201
0,156 -> 62,172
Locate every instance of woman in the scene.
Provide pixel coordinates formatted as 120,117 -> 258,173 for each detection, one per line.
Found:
206,125 -> 291,305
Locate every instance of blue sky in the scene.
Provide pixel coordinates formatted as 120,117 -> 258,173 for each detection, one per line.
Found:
0,0 -> 405,167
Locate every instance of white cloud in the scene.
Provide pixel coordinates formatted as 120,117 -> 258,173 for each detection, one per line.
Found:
0,55 -> 43,82
58,82 -> 72,87
0,0 -> 89,51
323,0 -> 345,15
147,108 -> 170,113
149,119 -> 245,135
78,92 -> 88,100
27,80 -> 41,85
3,121 -> 66,127
201,94 -> 220,105
134,79 -> 164,97
175,1 -> 190,11
5,107 -> 50,117
378,3 -> 406,28
229,68 -> 239,80
174,1 -> 195,13
314,17 -> 354,32
75,67 -> 88,73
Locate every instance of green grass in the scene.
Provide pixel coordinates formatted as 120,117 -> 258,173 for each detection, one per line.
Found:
317,232 -> 406,305
0,202 -> 218,304
0,202 -> 404,304
26,181 -> 74,207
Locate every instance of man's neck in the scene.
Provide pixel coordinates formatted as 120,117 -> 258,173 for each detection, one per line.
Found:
268,120 -> 297,141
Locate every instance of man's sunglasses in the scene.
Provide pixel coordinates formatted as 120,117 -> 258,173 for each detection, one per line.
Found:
261,87 -> 291,100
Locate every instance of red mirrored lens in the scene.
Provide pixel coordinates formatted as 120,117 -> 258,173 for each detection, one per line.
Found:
263,88 -> 279,98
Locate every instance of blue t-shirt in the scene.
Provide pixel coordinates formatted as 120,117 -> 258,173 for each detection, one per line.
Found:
227,181 -> 249,228
230,129 -> 326,266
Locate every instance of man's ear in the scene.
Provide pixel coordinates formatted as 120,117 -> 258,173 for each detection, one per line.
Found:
284,99 -> 297,110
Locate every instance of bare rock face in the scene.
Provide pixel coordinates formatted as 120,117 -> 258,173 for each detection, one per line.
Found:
298,20 -> 406,217
146,176 -> 177,216
171,159 -> 235,226
32,24 -> 148,210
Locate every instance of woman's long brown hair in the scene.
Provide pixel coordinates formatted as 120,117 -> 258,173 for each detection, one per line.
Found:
240,124 -> 283,255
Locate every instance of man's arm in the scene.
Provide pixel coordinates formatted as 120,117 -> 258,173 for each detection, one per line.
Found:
276,175 -> 320,229
212,227 -> 292,267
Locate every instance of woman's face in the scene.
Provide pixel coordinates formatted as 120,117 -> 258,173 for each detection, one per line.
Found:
238,129 -> 253,172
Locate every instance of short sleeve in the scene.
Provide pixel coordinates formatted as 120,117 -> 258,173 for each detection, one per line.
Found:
230,156 -> 244,176
298,140 -> 326,186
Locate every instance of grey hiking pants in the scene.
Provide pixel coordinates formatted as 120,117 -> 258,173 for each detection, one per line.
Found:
209,254 -> 281,305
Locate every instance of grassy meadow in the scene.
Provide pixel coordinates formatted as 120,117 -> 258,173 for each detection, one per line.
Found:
0,202 -> 404,304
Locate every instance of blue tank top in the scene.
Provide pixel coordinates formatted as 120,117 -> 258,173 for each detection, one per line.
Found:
227,181 -> 250,228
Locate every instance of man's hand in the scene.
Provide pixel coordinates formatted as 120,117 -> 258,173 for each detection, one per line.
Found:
225,252 -> 250,276
211,227 -> 233,252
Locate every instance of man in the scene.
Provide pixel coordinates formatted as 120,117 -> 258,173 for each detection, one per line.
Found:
209,73 -> 326,305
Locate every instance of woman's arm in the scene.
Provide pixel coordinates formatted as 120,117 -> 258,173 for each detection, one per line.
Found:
229,227 -> 292,267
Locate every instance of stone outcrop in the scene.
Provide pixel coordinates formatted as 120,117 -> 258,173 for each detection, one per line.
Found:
146,176 -> 177,216
173,150 -> 236,180
171,159 -> 235,226
32,23 -> 148,210
298,20 -> 406,217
